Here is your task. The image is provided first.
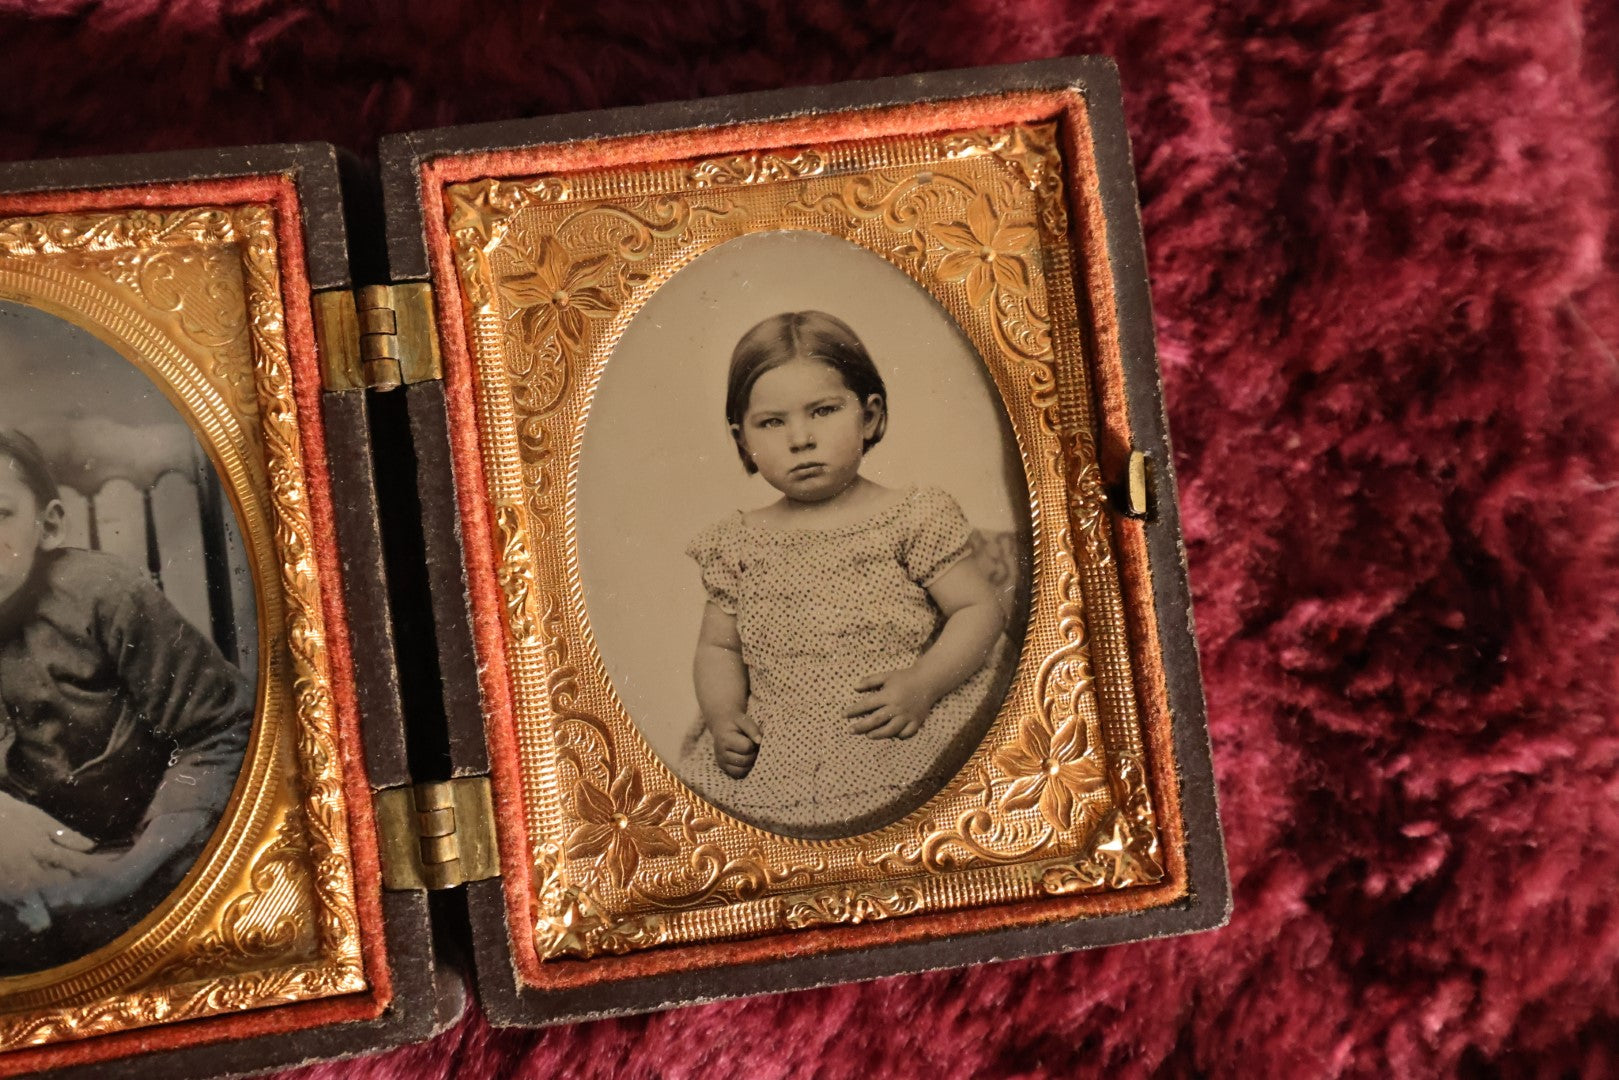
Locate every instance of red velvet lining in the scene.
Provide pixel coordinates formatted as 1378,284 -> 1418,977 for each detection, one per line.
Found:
425,210 -> 539,983
0,175 -> 391,1076
420,88 -> 1193,992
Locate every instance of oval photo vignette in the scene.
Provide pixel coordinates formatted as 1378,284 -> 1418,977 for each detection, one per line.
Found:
577,230 -> 1032,841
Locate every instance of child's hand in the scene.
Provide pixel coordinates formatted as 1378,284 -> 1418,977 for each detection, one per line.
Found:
35,809 -> 214,915
709,712 -> 762,779
35,849 -> 138,913
0,793 -> 96,898
846,668 -> 940,740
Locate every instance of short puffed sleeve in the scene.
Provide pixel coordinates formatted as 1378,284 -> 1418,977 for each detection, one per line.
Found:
685,516 -> 743,615
899,486 -> 975,587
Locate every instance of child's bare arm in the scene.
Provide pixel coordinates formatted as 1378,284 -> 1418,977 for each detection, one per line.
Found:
693,602 -> 761,778
36,808 -> 214,915
848,557 -> 1006,739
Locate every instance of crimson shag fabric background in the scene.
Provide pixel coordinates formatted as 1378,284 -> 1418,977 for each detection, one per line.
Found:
4,2 -> 1616,1076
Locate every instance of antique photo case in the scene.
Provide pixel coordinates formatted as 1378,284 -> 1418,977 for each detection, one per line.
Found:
0,148 -> 444,1079
386,56 -> 1228,1023
0,55 -> 1226,1079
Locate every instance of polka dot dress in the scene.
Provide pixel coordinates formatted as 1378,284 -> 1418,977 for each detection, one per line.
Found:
680,486 -> 1013,838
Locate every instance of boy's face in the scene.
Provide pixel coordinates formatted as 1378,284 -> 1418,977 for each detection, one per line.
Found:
0,459 -> 64,607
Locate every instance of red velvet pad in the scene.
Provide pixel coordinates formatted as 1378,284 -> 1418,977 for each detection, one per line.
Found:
420,89 -> 1192,993
0,176 -> 392,1077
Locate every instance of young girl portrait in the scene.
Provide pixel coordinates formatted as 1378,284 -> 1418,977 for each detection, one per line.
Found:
576,230 -> 1031,839
679,311 -> 1020,835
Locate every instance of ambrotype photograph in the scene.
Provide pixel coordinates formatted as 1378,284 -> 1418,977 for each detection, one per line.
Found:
444,118 -> 1173,965
578,230 -> 1032,839
0,299 -> 256,977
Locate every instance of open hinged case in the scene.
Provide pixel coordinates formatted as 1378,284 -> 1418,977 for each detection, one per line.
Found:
0,58 -> 1228,1077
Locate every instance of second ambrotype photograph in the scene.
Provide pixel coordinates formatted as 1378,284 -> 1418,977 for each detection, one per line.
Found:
0,178 -> 383,1074
0,299 -> 255,977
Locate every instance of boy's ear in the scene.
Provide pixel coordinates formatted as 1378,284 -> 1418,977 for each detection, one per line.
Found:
37,499 -> 66,552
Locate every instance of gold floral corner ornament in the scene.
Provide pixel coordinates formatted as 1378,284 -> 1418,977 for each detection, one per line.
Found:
944,126 -> 1071,237
442,120 -> 1168,967
0,203 -> 367,1049
154,817 -> 312,983
497,236 -> 617,358
1041,792 -> 1165,895
565,769 -> 680,888
932,193 -> 1039,310
532,844 -> 668,961
995,713 -> 1108,834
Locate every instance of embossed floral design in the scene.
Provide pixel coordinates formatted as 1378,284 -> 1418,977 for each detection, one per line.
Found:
932,194 -> 1038,307
497,236 -> 616,353
691,149 -> 825,187
565,768 -> 679,887
1038,809 -> 1163,895
994,713 -> 1107,832
532,845 -> 669,959
943,127 -> 1067,234
448,177 -> 569,244
982,127 -> 1054,192
0,204 -> 368,1050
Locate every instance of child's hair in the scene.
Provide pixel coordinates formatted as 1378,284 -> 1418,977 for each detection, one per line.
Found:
724,311 -> 888,474
0,428 -> 58,509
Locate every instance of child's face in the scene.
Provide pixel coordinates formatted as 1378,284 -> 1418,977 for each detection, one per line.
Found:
0,459 -> 64,607
735,359 -> 883,503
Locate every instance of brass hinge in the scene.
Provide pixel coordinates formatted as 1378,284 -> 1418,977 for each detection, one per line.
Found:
375,776 -> 500,891
313,283 -> 444,392
1125,450 -> 1151,518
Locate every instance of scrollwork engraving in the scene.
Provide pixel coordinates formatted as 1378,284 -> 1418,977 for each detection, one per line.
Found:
782,884 -> 926,929
234,206 -> 365,988
532,844 -> 669,960
944,125 -> 1070,236
154,816 -> 314,982
691,149 -> 826,188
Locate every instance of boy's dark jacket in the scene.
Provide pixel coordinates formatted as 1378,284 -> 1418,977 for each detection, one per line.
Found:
0,547 -> 251,847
